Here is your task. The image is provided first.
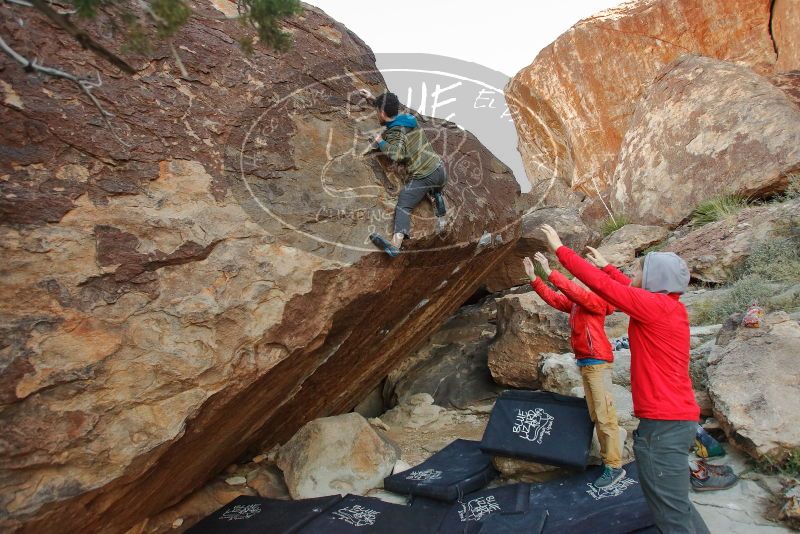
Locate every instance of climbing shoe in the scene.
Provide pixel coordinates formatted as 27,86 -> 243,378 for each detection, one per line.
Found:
432,190 -> 446,217
369,233 -> 399,258
594,465 -> 626,489
690,460 -> 738,492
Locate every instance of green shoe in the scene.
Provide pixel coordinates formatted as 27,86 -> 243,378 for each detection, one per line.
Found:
594,465 -> 626,488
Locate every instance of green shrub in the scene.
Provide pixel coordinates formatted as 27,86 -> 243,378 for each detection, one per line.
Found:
782,173 -> 800,201
691,195 -> 749,226
753,447 -> 800,477
600,214 -> 630,237
690,229 -> 800,324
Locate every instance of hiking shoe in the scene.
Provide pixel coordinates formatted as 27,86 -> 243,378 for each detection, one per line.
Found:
369,233 -> 399,258
690,461 -> 738,492
594,466 -> 626,488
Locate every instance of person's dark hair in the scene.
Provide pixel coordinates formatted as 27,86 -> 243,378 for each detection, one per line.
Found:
374,92 -> 400,118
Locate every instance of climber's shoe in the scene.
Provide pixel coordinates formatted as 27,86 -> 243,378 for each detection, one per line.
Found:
370,233 -> 400,258
433,190 -> 447,217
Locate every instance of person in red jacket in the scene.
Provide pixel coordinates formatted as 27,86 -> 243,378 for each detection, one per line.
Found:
540,224 -> 709,534
523,252 -> 624,489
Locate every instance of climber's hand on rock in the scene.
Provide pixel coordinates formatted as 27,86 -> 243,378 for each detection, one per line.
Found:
540,224 -> 563,253
533,252 -> 551,276
523,257 -> 537,280
586,246 -> 609,268
358,88 -> 375,101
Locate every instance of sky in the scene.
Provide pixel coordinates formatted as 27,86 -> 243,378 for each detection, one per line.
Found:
303,0 -> 623,78
303,0 -> 624,190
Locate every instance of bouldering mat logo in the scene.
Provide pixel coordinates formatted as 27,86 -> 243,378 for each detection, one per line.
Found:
458,495 -> 501,522
332,505 -> 380,526
405,468 -> 444,481
586,476 -> 639,501
226,53 -> 557,261
220,503 -> 261,521
512,408 -> 554,444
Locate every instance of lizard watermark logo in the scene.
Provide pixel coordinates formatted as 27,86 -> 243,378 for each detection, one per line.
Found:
225,53 -> 561,260
512,408 -> 555,444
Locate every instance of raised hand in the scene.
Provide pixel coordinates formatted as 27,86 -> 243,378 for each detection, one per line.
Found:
586,246 -> 609,268
533,252 -> 552,276
522,256 -> 537,280
540,224 -> 563,253
358,88 -> 375,101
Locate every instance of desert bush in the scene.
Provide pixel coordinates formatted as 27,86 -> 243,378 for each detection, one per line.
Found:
600,214 -> 630,237
691,195 -> 749,226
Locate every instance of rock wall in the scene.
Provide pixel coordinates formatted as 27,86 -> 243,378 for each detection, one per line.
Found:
611,55 -> 800,226
0,3 -> 520,533
507,0 -> 785,207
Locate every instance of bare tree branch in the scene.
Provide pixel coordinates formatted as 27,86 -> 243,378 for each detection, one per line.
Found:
4,0 -> 34,8
170,41 -> 189,78
28,0 -> 137,74
0,34 -> 131,147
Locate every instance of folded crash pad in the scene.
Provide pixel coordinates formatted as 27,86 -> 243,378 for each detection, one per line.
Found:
298,494 -> 440,534
186,494 -> 341,534
480,390 -> 594,468
384,439 -> 497,501
477,507 -> 548,533
530,463 -> 655,533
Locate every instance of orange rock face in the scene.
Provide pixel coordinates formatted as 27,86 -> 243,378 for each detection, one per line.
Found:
507,0 -> 777,205
773,0 -> 800,73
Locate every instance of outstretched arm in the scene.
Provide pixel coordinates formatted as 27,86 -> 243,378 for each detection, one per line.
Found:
556,246 -> 661,323
524,256 -> 571,313
548,270 -> 606,314
586,246 -> 631,285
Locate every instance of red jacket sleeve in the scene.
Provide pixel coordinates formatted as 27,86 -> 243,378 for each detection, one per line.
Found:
602,264 -> 632,285
556,246 -> 665,323
530,277 -> 572,313
548,271 -> 606,314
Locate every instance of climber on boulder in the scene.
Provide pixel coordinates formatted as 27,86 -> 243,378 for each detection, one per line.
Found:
360,90 -> 447,257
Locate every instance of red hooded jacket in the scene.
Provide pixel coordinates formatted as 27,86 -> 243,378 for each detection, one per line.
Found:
556,246 -> 700,421
531,270 -> 616,362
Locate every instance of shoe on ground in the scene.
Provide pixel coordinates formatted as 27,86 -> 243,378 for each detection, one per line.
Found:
690,461 -> 738,492
594,465 -> 626,488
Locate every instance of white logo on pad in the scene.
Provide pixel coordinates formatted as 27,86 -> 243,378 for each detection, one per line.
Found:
458,495 -> 501,522
406,468 -> 444,481
586,476 -> 638,500
512,408 -> 554,444
221,503 -> 261,521
332,505 -> 380,526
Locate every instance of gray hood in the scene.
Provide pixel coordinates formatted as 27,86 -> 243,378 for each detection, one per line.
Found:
643,252 -> 690,294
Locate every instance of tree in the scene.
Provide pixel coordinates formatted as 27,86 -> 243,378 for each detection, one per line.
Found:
1,0 -> 303,143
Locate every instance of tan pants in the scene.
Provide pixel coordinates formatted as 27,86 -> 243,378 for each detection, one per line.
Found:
580,362 -> 622,469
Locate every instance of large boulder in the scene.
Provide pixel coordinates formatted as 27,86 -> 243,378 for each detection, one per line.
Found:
664,199 -> 800,283
276,413 -> 397,499
487,293 -> 570,388
539,352 -> 582,395
484,206 -> 599,292
507,0 -> 779,206
0,5 -> 521,534
383,298 -> 502,409
611,55 -> 800,226
597,224 -> 669,267
773,0 -> 800,73
706,312 -> 800,460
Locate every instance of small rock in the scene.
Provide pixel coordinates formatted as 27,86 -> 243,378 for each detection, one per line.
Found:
392,459 -> 412,474
277,412 -> 397,499
368,417 -> 390,432
225,476 -> 247,486
252,454 -> 267,464
171,518 -> 184,529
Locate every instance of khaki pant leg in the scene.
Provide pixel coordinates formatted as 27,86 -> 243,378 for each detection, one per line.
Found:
580,363 -> 622,469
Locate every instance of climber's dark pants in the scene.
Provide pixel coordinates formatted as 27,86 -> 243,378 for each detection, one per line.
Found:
393,164 -> 447,238
634,419 -> 709,534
